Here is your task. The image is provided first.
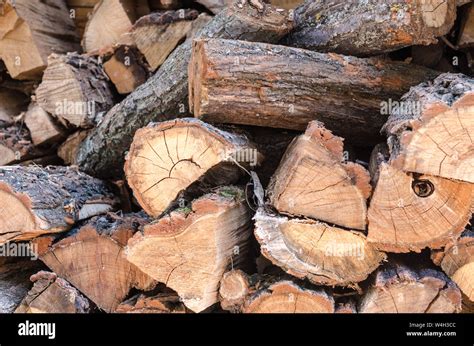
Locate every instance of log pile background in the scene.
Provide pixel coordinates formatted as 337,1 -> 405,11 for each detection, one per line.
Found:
0,0 -> 473,314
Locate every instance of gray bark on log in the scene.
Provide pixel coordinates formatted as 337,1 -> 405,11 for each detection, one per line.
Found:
0,166 -> 119,244
75,3 -> 293,178
283,0 -> 457,57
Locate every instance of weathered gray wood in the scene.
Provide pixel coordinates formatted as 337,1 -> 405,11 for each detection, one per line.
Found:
0,165 -> 119,244
283,0 -> 457,56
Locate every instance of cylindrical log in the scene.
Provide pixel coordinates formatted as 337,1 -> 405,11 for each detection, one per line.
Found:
189,38 -> 438,145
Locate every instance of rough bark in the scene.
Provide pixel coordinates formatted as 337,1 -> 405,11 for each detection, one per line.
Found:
76,3 -> 294,178
384,73 -> 474,183
15,271 -> 90,313
359,262 -> 462,313
267,121 -> 371,230
36,53 -> 116,129
284,0 -> 457,57
367,163 -> 473,253
189,38 -> 439,145
219,270 -> 335,313
103,45 -> 149,94
0,165 -> 118,244
0,0 -> 80,80
125,118 -> 260,217
40,213 -> 156,312
254,208 -> 386,287
131,9 -> 199,71
126,186 -> 253,313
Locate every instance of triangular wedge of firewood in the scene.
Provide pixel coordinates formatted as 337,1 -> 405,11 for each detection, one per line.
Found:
15,271 -> 90,313
384,73 -> 474,183
125,118 -> 260,217
359,262 -> 461,313
0,0 -> 80,80
40,213 -> 156,312
267,121 -> 371,230
219,270 -> 335,313
367,162 -> 473,253
254,208 -> 385,287
126,186 -> 253,313
23,103 -> 67,147
36,53 -> 116,129
0,166 -> 118,244
130,9 -> 198,71
103,45 -> 149,94
82,0 -> 138,53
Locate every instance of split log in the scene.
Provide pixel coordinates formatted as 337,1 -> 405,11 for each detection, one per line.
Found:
189,38 -> 438,145
0,165 -> 118,244
254,208 -> 386,287
432,228 -> 474,307
125,118 -> 260,217
66,0 -> 100,37
267,121 -> 371,230
367,163 -> 473,253
359,262 -> 462,313
75,3 -> 293,178
24,103 -> 67,147
284,0 -> 457,57
126,186 -> 253,313
36,53 -> 116,129
103,45 -> 149,94
131,10 -> 199,71
384,73 -> 474,183
58,130 -> 90,165
0,257 -> 45,313
219,270 -> 335,313
40,213 -> 156,312
82,0 -> 138,53
0,122 -> 47,165
115,290 -> 186,313
15,271 -> 90,313
0,88 -> 29,124
0,0 -> 80,80
458,3 -> 474,48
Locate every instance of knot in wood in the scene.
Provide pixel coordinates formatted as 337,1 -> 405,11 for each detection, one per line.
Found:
412,178 -> 435,198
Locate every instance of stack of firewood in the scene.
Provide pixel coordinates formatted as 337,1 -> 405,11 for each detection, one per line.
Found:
0,0 -> 473,314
